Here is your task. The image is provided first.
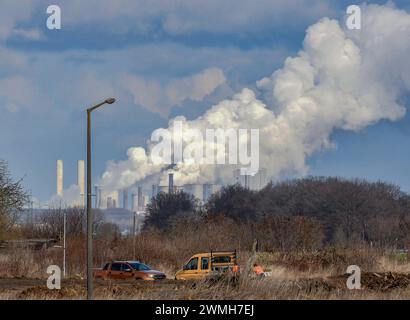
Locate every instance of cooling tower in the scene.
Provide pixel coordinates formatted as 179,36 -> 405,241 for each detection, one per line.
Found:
107,197 -> 113,209
112,191 -> 118,208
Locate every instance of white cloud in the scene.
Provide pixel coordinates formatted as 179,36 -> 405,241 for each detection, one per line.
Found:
0,0 -> 335,42
12,28 -> 43,41
122,67 -> 226,116
0,76 -> 40,112
0,0 -> 38,40
58,0 -> 335,35
0,47 -> 28,71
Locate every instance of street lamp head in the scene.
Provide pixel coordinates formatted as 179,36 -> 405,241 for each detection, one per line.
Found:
105,98 -> 116,104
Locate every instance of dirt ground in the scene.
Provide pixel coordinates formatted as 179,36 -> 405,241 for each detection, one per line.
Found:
1,272 -> 410,300
0,278 -> 197,299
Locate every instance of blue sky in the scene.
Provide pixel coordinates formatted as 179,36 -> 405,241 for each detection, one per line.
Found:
1,0 -> 410,203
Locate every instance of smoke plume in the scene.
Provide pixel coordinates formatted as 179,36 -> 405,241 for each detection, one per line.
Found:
100,4 -> 410,192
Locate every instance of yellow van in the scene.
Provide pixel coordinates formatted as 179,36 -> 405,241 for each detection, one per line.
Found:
175,250 -> 239,280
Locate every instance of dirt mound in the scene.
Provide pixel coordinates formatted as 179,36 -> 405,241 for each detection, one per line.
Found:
328,272 -> 410,291
258,249 -> 380,272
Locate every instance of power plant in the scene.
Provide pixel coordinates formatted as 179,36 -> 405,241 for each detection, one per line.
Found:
54,158 -> 269,211
233,168 -> 267,191
56,161 -> 267,211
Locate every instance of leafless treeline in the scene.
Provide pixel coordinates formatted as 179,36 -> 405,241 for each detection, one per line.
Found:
143,177 -> 410,251
20,207 -> 120,242
204,177 -> 410,248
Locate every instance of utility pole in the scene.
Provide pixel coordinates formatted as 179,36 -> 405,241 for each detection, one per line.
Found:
86,109 -> 92,299
133,211 -> 136,260
63,208 -> 66,277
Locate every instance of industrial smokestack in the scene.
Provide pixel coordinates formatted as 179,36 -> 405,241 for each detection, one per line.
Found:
168,173 -> 174,194
244,175 -> 249,189
56,160 -> 63,197
123,189 -> 129,210
137,186 -> 143,211
131,193 -> 136,212
98,187 -> 102,209
94,185 -> 98,208
78,160 -> 85,206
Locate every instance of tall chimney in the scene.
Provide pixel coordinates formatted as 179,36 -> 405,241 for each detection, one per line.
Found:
131,193 -> 136,212
168,173 -> 174,194
244,175 -> 249,189
57,160 -> 63,197
77,160 -> 85,205
98,188 -> 102,209
94,185 -> 98,208
123,189 -> 129,210
137,186 -> 143,211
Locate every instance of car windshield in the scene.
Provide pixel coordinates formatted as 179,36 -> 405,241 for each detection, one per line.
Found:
129,262 -> 151,271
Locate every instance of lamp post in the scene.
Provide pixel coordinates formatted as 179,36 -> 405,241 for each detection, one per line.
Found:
86,98 -> 116,300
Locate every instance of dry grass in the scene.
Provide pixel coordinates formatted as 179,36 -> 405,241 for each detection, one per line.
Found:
1,231 -> 410,300
1,254 -> 410,300
2,273 -> 410,300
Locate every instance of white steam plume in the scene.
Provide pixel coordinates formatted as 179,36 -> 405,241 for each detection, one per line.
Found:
100,4 -> 410,192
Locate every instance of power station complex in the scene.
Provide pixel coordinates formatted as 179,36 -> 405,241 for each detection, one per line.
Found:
56,160 -> 267,212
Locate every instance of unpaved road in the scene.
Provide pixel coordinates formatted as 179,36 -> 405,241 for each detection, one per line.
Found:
0,278 -> 45,289
0,277 -> 199,299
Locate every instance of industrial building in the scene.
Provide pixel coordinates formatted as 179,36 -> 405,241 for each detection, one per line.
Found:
233,168 -> 267,191
148,173 -> 221,204
88,168 -> 268,212
55,160 -> 269,211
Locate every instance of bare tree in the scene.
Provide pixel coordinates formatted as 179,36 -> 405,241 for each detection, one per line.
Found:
0,160 -> 28,239
26,207 -> 104,240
